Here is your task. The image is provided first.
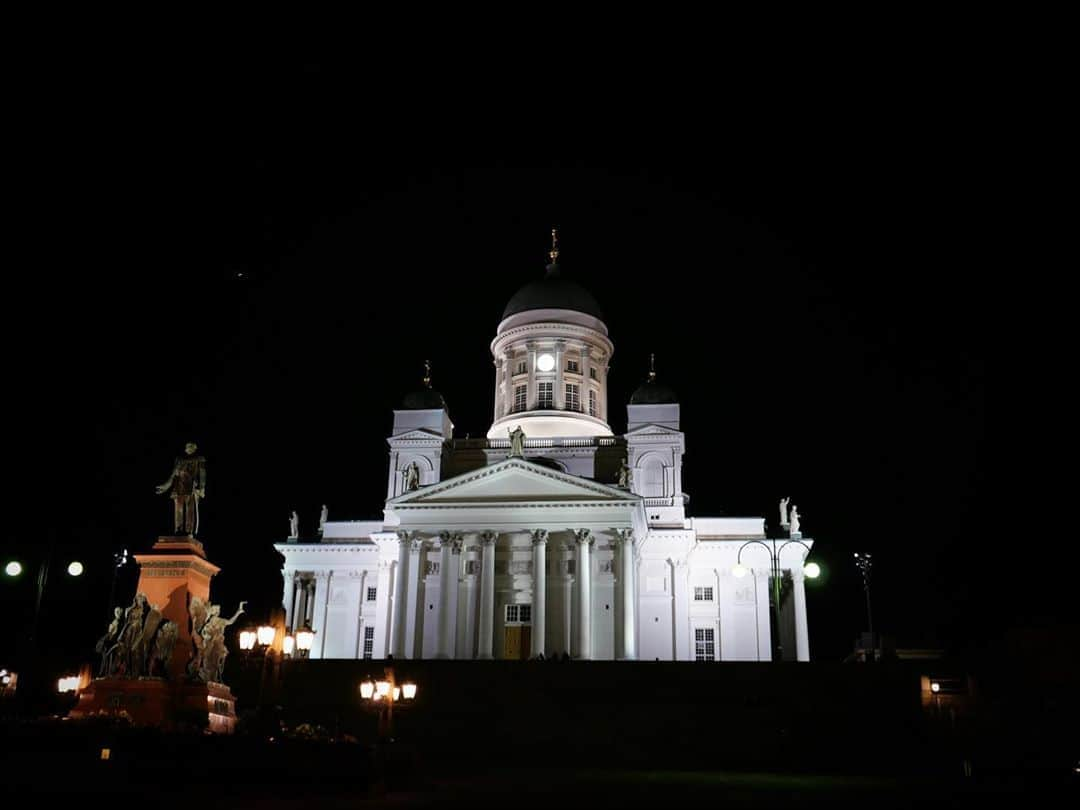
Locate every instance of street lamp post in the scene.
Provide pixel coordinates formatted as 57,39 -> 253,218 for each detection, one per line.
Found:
4,547 -> 84,707
731,536 -> 818,661
359,666 -> 417,795
853,552 -> 874,661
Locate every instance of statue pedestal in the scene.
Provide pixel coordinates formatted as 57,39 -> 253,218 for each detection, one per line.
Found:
69,677 -> 237,734
69,536 -> 236,733
134,537 -> 220,682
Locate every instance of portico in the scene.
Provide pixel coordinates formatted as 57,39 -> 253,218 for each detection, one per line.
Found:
374,457 -> 644,660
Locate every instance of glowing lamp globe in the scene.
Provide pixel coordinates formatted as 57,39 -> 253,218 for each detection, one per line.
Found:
376,680 -> 391,697
296,627 -> 315,652
392,686 -> 400,701
4,561 -> 22,577
930,682 -> 941,693
401,682 -> 417,700
238,630 -> 257,651
732,563 -> 748,578
536,353 -> 555,372
283,635 -> 295,656
67,561 -> 84,577
359,680 -> 375,699
804,562 -> 821,579
257,625 -> 276,647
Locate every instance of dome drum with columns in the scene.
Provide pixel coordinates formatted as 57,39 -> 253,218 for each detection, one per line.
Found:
275,232 -> 815,663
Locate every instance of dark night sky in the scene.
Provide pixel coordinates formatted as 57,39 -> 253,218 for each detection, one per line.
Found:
5,55 -> 1014,681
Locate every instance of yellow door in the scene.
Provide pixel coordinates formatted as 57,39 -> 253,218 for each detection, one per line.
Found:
504,626 -> 521,659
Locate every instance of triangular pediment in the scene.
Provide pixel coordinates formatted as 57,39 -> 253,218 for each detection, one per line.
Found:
388,458 -> 637,506
625,423 -> 683,437
388,428 -> 445,442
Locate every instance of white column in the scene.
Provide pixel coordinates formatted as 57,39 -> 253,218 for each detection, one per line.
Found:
531,530 -> 548,658
554,340 -> 565,410
374,560 -> 393,658
311,571 -> 331,659
754,569 -> 773,662
477,531 -> 497,659
792,569 -> 810,661
391,532 -> 411,658
405,537 -> 424,657
282,569 -> 296,631
436,532 -> 457,659
526,342 -> 538,410
574,529 -> 593,659
563,544 -> 574,656
671,560 -> 690,660
615,529 -> 637,660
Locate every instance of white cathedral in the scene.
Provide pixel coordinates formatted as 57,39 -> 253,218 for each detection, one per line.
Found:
275,236 -> 815,663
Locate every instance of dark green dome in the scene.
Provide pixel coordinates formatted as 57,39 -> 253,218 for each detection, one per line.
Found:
502,263 -> 604,321
401,388 -> 447,410
629,379 -> 678,405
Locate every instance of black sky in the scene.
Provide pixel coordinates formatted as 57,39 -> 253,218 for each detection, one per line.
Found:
5,54 -> 1009,677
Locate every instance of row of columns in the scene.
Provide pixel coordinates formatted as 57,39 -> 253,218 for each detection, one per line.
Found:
388,528 -> 637,661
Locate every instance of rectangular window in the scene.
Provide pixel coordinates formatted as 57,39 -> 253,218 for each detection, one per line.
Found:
362,626 -> 374,659
693,586 -> 714,601
565,383 -> 580,412
366,587 -> 377,601
514,384 -> 527,412
424,561 -> 440,576
516,360 -> 527,375
505,604 -> 532,624
590,367 -> 597,380
465,560 -> 480,575
588,390 -> 597,417
538,381 -> 553,409
695,628 -> 716,661
566,359 -> 580,374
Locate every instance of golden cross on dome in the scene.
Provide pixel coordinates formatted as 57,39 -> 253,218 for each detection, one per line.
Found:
423,359 -> 432,388
649,353 -> 656,382
549,227 -> 559,265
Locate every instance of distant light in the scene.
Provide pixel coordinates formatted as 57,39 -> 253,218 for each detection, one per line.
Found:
257,625 -> 276,647
401,682 -> 417,700
732,564 -> 748,578
58,675 -> 80,693
804,562 -> 821,579
4,561 -> 22,577
930,682 -> 941,693
100,748 -> 111,761
360,680 -> 375,699
67,561 -> 84,577
376,680 -> 391,697
283,635 -> 295,656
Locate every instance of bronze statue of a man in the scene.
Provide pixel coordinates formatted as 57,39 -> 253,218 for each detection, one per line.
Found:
155,442 -> 207,536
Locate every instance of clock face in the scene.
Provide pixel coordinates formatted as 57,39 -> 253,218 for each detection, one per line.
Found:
537,353 -> 555,372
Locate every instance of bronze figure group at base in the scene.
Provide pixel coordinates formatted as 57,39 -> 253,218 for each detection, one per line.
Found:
95,594 -> 178,679
95,593 -> 246,684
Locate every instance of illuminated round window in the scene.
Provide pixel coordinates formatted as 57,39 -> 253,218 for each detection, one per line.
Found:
536,353 -> 555,372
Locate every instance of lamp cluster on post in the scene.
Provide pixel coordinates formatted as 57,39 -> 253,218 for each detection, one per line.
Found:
359,667 -> 417,742
238,620 -> 316,718
731,537 -> 819,662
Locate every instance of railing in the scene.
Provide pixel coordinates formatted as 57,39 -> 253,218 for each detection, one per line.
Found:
482,436 -> 621,449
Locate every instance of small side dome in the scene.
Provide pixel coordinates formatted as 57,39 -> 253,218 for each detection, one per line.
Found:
402,388 -> 447,410
629,380 -> 678,405
629,353 -> 678,404
401,360 -> 448,410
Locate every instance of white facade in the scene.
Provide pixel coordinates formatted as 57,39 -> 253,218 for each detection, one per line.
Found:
276,251 -> 814,663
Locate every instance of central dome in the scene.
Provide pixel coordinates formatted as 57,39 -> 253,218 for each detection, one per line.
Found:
502,263 -> 604,321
